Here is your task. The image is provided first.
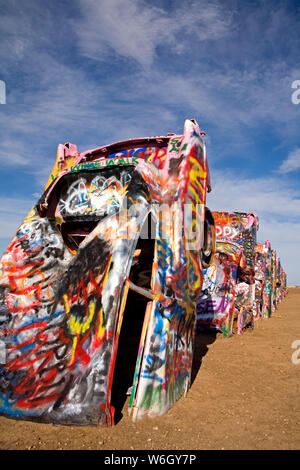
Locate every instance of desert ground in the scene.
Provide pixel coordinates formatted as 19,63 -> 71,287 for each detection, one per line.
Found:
0,288 -> 299,451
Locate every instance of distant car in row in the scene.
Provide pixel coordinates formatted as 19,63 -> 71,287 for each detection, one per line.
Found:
196,211 -> 258,335
196,214 -> 287,336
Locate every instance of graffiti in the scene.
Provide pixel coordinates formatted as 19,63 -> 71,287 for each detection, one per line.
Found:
196,240 -> 246,336
132,299 -> 194,418
215,225 -> 239,240
196,212 -> 258,336
70,156 -> 138,173
0,115 -> 288,427
58,171 -> 132,219
253,243 -> 266,320
51,148 -> 169,184
128,123 -> 214,420
0,119 -> 213,426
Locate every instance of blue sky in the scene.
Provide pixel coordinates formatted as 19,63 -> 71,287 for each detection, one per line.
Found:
0,0 -> 300,284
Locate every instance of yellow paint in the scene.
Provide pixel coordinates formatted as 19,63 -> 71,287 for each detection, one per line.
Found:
69,301 -> 96,336
68,301 -> 96,366
43,145 -> 77,192
69,336 -> 78,366
24,207 -> 39,223
116,280 -> 130,337
190,156 -> 206,178
64,255 -> 112,366
96,307 -> 106,339
96,255 -> 113,338
63,294 -> 70,316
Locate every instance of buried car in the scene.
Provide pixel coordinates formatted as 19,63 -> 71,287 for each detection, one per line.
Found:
253,241 -> 267,320
196,239 -> 247,336
0,119 -> 215,426
253,240 -> 286,320
260,239 -> 273,318
196,211 -> 258,336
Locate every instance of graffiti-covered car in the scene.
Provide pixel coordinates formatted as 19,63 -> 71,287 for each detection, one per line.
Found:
196,239 -> 247,336
254,242 -> 267,320
253,240 -> 284,320
197,211 -> 258,335
280,266 -> 288,301
0,119 -> 215,426
259,239 -> 273,318
274,255 -> 282,310
271,249 -> 277,314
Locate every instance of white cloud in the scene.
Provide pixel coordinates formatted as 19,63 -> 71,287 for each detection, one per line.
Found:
0,0 -> 299,287
0,198 -> 35,236
278,148 -> 300,174
0,197 -> 35,257
207,170 -> 300,219
206,170 -> 300,285
0,137 -> 32,166
74,0 -> 232,67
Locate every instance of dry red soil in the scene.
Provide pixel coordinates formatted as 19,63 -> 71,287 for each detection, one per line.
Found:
0,288 -> 299,451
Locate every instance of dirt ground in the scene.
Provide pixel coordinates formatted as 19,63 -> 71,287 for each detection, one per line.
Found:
0,288 -> 299,451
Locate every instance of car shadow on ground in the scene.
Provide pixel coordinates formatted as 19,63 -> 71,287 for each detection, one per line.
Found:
191,329 -> 218,385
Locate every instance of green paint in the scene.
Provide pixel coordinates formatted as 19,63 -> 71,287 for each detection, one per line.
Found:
169,137 -> 188,153
140,384 -> 163,411
69,156 -> 139,174
106,159 -> 116,166
169,137 -> 181,152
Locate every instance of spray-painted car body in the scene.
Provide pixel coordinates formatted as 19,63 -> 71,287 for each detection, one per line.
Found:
255,240 -> 286,318
231,213 -> 258,334
262,246 -> 287,316
254,240 -> 288,319
196,239 -> 246,336
197,211 -> 258,335
273,258 -> 287,307
274,256 -> 282,310
271,250 -> 277,314
254,241 -> 268,320
0,119 -> 215,426
280,267 -> 287,301
259,240 -> 273,318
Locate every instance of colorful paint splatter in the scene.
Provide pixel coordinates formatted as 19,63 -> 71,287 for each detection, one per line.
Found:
0,119 -> 288,427
196,240 -> 246,336
197,211 -> 259,335
0,119 -> 215,425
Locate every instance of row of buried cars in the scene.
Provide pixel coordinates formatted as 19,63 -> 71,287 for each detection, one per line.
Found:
0,119 -> 288,426
196,211 -> 288,337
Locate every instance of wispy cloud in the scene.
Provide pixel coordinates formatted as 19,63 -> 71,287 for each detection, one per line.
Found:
207,170 -> 300,220
0,0 -> 299,285
0,196 -> 35,252
1,0 -> 299,174
74,0 -> 232,68
278,148 -> 300,174
0,139 -> 29,166
206,168 -> 300,284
